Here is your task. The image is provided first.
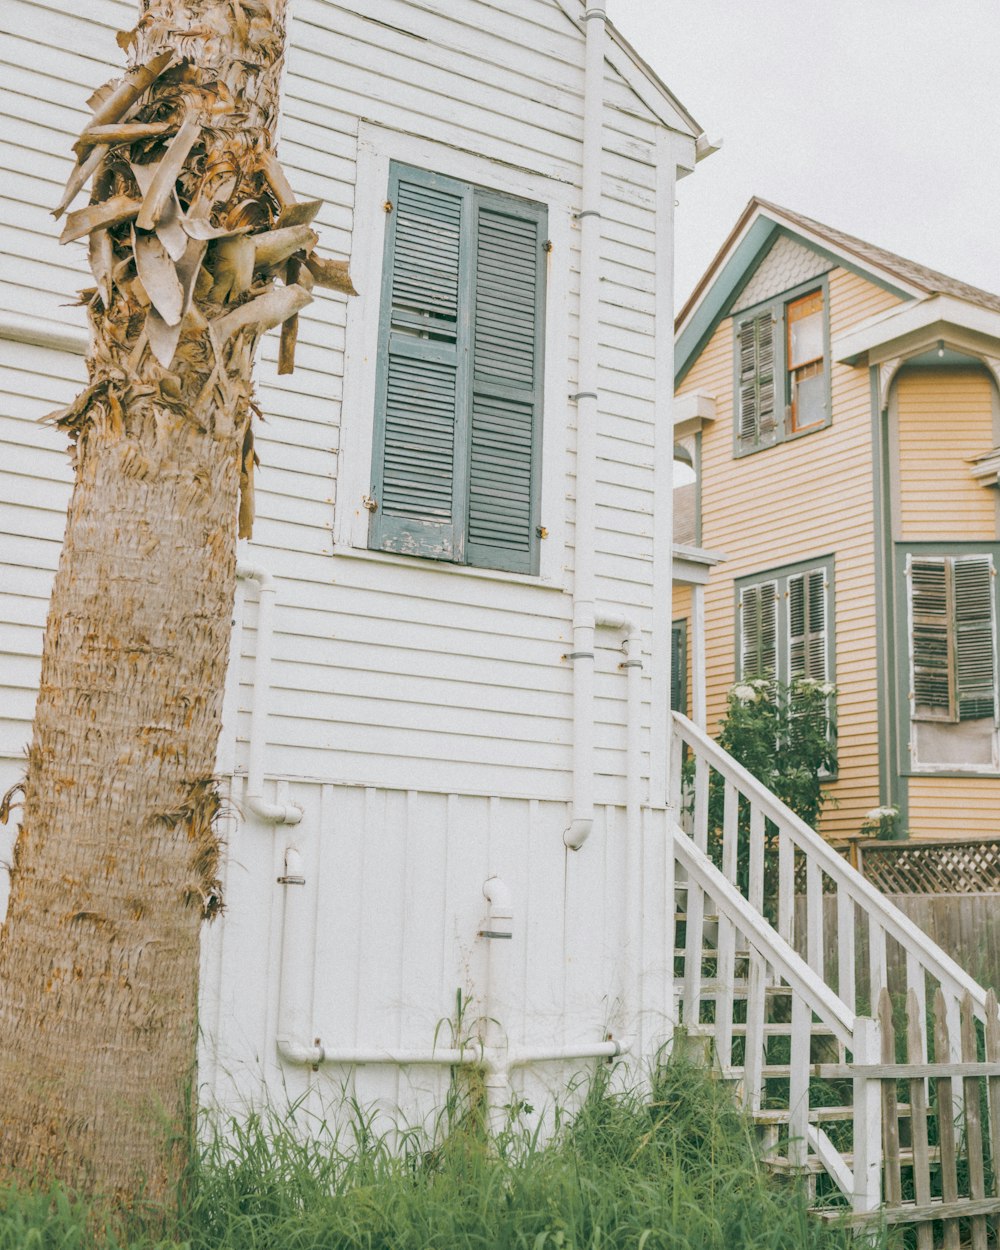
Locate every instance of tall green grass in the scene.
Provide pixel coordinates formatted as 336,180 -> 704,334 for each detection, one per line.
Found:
0,1058 -> 886,1249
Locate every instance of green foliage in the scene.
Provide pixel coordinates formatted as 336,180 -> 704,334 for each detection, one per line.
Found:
0,1058 -> 877,1249
858,805 -> 903,841
715,678 -> 837,831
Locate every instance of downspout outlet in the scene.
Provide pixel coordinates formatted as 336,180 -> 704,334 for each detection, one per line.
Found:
481,875 -> 514,938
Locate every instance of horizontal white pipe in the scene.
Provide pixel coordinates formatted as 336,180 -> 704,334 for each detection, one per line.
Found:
276,1036 -> 629,1071
277,1038 -> 484,1068
0,311 -> 88,355
507,1038 -> 630,1068
237,561 -> 302,825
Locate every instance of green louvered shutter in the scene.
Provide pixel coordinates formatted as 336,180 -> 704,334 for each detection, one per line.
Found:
910,557 -> 954,720
671,623 -> 686,712
370,167 -> 468,559
740,580 -> 778,680
464,195 -> 546,573
954,555 -> 997,721
788,569 -> 828,683
737,310 -> 776,452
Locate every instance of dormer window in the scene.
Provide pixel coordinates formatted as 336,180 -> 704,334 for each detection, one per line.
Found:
734,279 -> 830,456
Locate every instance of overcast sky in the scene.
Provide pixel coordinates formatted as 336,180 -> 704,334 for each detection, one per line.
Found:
610,1 -> 1000,310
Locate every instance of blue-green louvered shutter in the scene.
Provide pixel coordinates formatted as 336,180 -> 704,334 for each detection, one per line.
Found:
370,166 -> 469,559
464,193 -> 546,574
954,555 -> 997,721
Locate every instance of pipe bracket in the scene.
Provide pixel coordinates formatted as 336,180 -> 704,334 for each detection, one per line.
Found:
564,650 -> 594,661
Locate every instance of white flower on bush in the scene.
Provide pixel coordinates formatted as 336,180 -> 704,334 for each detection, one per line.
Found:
730,683 -> 758,703
864,805 -> 898,821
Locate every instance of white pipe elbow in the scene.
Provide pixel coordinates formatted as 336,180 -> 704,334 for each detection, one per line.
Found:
276,1034 -> 325,1067
564,817 -> 593,850
236,560 -> 275,593
247,795 -> 303,825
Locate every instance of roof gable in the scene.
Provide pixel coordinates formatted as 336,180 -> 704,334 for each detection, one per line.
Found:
676,198 -> 1000,385
731,235 -> 833,315
548,0 -> 703,141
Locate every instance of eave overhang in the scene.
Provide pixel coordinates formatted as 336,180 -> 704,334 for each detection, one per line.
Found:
833,294 -> 1000,369
673,542 -> 725,586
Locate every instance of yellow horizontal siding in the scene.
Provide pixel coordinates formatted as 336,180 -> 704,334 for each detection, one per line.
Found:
908,776 -> 1000,839
678,267 -> 903,840
897,369 -> 996,540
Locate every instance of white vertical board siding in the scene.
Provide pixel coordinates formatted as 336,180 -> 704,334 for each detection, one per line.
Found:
200,779 -> 672,1131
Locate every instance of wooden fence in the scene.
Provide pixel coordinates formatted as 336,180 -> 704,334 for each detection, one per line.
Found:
795,895 -> 1000,1002
816,987 -> 1000,1242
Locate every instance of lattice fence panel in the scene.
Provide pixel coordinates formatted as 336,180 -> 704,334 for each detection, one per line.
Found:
859,839 -> 1000,895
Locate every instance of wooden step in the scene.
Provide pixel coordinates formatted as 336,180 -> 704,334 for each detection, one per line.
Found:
679,981 -> 792,997
673,948 -> 752,960
763,1146 -> 939,1176
752,1105 -> 911,1126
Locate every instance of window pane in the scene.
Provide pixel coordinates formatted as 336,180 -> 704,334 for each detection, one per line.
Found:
792,368 -> 825,430
789,308 -> 823,367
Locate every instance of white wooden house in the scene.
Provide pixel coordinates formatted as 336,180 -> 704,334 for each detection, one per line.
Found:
0,0 -> 714,1130
8,7 -> 1000,1227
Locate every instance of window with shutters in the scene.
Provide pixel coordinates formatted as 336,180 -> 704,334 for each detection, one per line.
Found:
736,559 -> 833,688
368,163 -> 547,575
905,552 -> 999,770
734,279 -> 830,456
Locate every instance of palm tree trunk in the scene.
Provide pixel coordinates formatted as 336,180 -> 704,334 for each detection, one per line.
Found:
0,0 -> 345,1200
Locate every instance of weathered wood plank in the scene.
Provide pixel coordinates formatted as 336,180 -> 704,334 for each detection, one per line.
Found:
961,993 -> 988,1250
878,989 -> 902,1208
906,988 -> 934,1250
934,987 -> 961,1250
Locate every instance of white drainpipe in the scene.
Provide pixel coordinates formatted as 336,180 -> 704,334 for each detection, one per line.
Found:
595,611 -> 644,1038
236,561 -> 302,825
564,0 -> 607,852
480,874 -> 515,1132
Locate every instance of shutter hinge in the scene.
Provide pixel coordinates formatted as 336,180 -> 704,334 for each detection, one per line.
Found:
383,200 -> 393,213
536,525 -> 548,539
543,240 -> 553,253
362,493 -> 379,512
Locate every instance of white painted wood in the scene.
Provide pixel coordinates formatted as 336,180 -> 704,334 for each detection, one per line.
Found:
673,713 -> 995,1022
852,1015 -> 884,1215
778,828 -> 794,947
806,857 -> 823,976
788,994 -> 811,1170
838,888 -> 857,1015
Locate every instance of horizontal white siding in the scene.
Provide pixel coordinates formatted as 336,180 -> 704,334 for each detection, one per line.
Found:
0,0 -> 667,804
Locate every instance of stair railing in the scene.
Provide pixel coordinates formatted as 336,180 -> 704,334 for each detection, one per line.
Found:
674,824 -> 883,1211
671,711 -> 989,1056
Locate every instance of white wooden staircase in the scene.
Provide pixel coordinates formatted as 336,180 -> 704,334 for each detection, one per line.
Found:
670,710 -> 1000,1241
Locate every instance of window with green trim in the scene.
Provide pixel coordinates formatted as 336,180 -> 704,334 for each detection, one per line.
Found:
905,552 -> 999,770
368,163 -> 547,574
737,560 -> 833,687
734,282 -> 829,456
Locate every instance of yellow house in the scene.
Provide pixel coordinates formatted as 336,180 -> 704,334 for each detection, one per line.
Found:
674,198 -> 1000,842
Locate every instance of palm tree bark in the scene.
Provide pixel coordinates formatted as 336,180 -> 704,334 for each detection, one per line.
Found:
0,0 -> 348,1201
